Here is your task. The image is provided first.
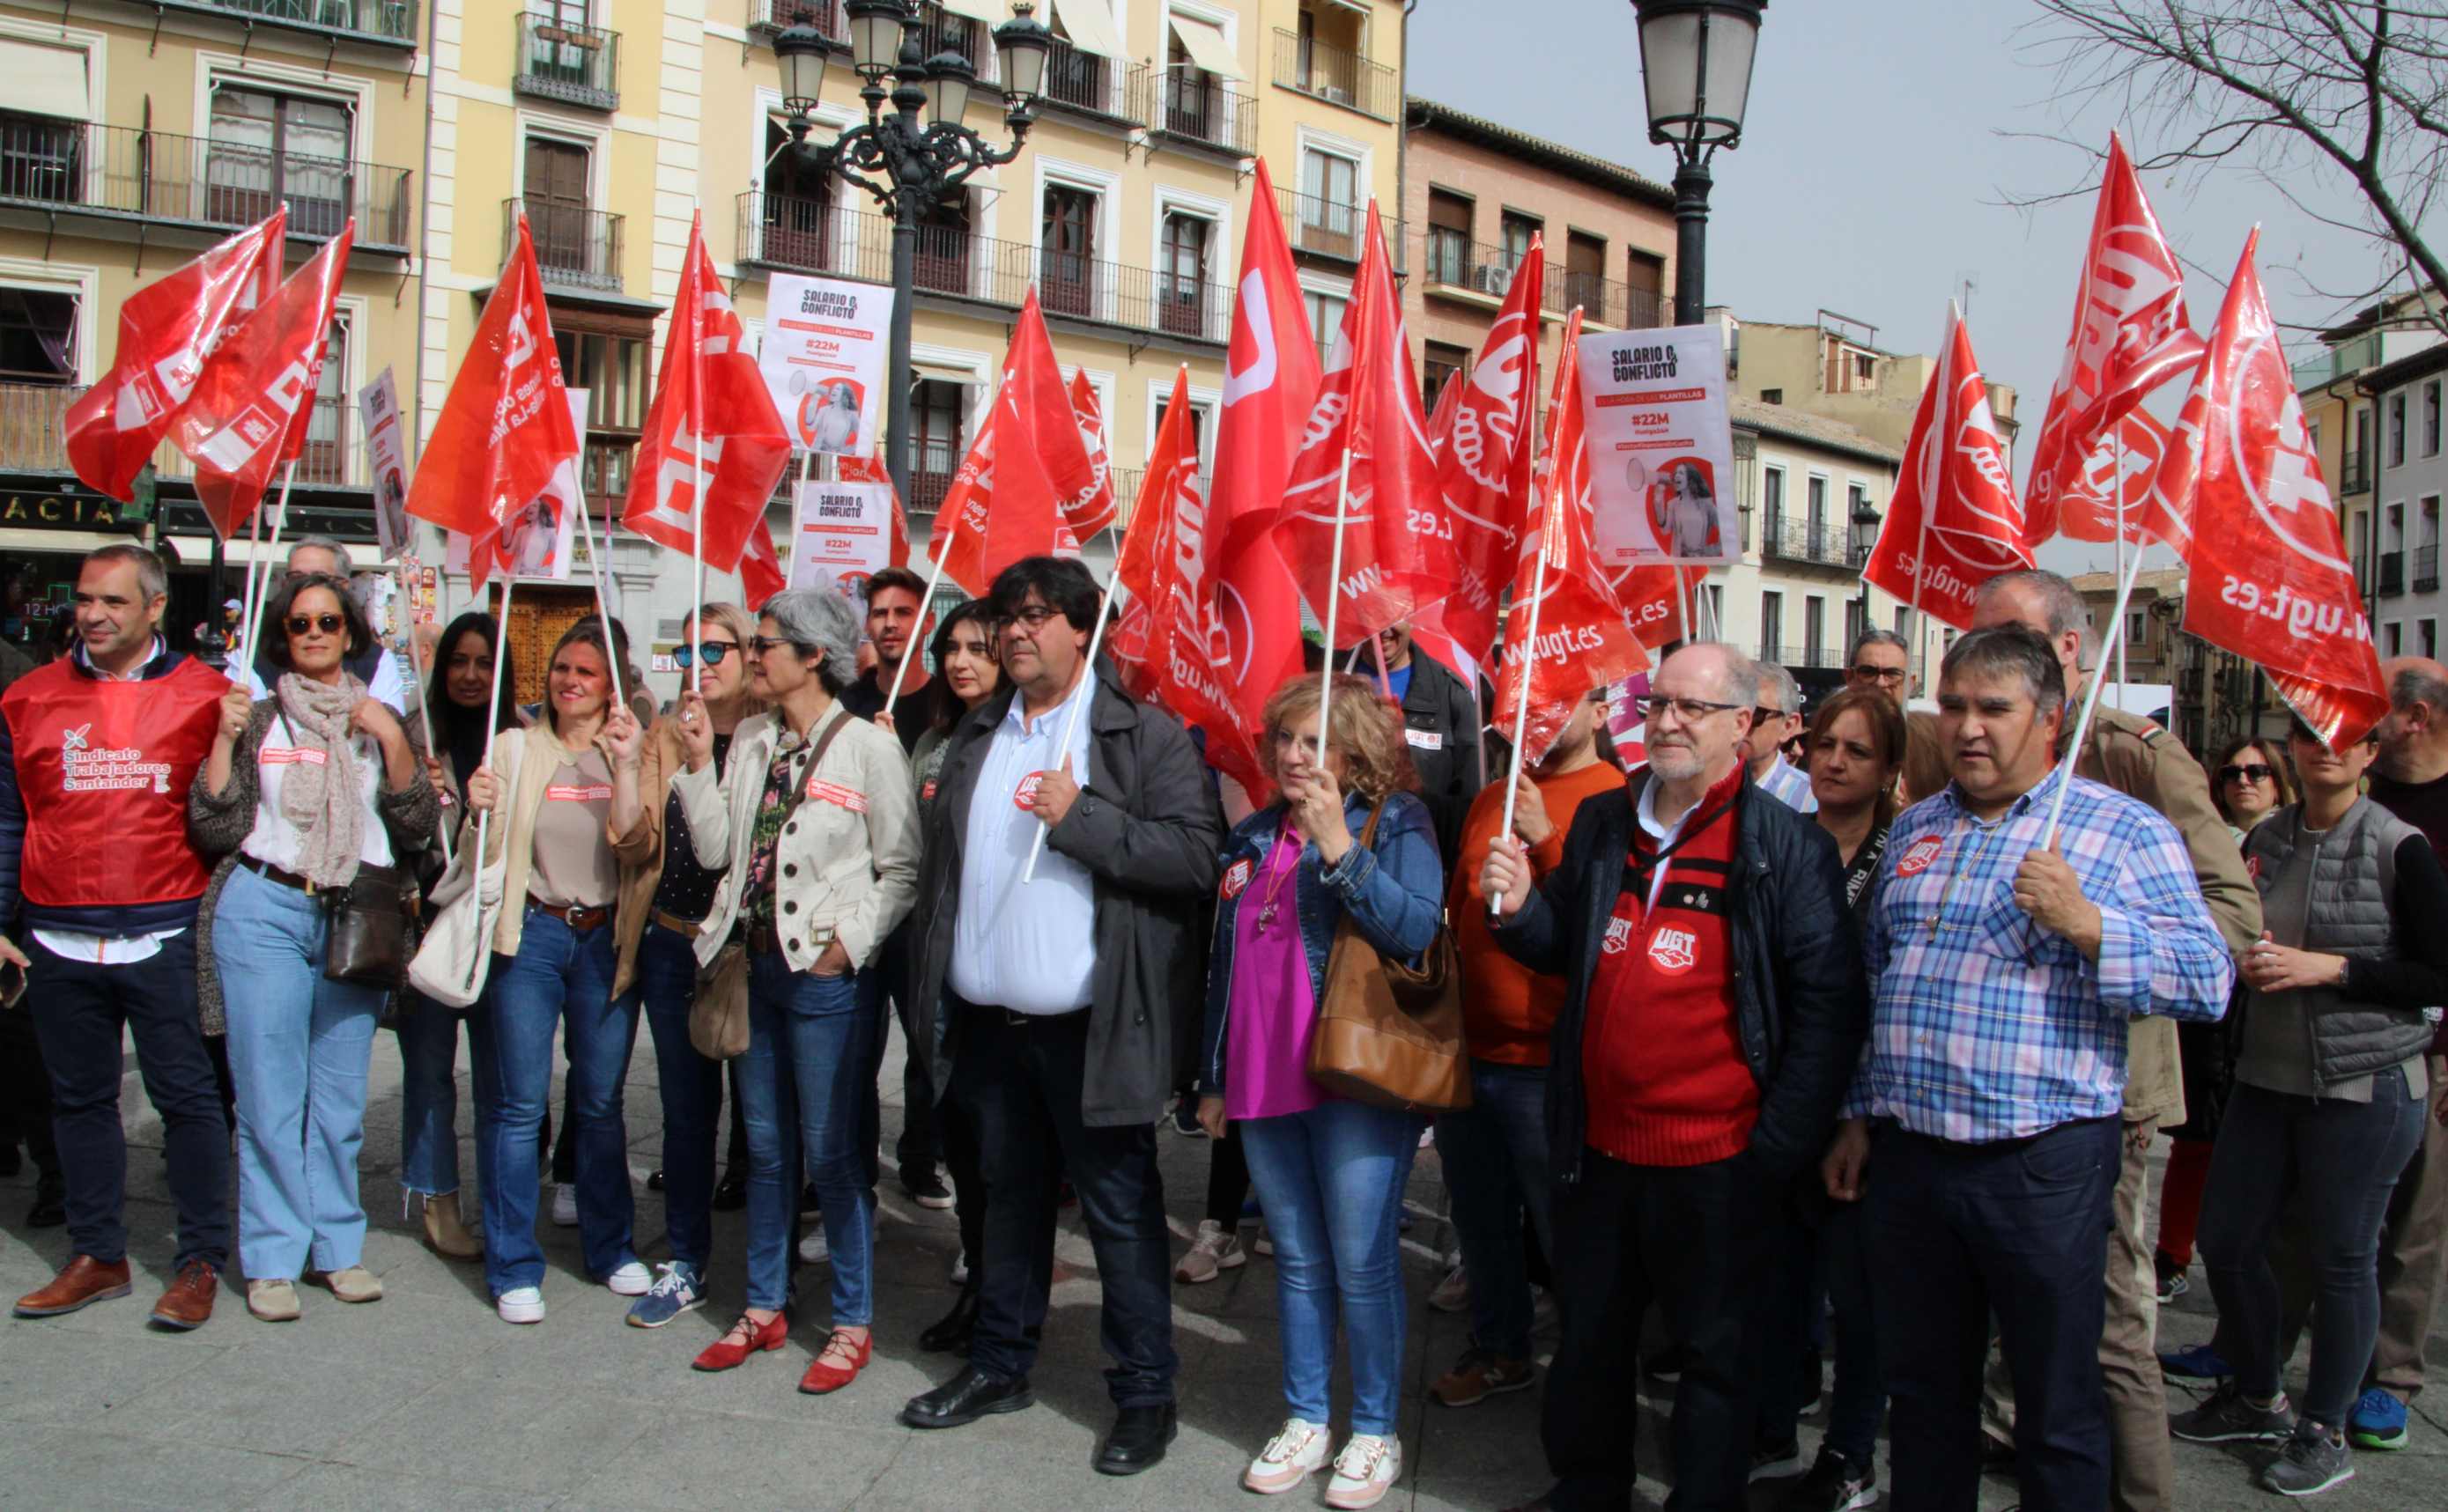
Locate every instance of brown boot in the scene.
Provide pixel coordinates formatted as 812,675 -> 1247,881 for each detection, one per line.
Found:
148,1260 -> 218,1330
13,1254 -> 132,1317
420,1191 -> 482,1260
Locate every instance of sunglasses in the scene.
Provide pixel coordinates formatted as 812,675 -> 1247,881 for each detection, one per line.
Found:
670,640 -> 737,669
286,613 -> 345,637
2217,763 -> 2275,785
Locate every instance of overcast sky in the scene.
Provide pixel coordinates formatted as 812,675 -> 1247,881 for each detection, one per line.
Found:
1406,0 -> 2442,579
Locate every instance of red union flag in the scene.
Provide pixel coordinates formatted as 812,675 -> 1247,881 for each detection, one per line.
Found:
926,381 -> 1081,594
1424,238 -> 1542,680
171,221 -> 353,541
408,211 -> 581,541
1495,311 -> 1651,763
66,210 -> 285,505
1069,368 -> 1117,537
2059,409 -> 2178,548
1609,560 -> 1710,649
622,210 -> 793,570
2171,232 -> 2385,748
838,450 -> 912,566
1860,311 -> 2032,630
2023,134 -> 2206,546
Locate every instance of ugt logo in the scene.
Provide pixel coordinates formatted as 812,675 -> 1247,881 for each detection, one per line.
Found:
1647,926 -> 1698,975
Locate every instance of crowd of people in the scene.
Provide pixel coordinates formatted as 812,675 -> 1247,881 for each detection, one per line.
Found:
3,539 -> 2445,1512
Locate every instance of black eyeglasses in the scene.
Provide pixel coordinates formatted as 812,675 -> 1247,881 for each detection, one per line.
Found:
671,641 -> 736,669
1849,664 -> 1907,684
286,613 -> 344,636
1635,694 -> 1747,723
749,636 -> 796,655
2217,763 -> 2275,785
993,605 -> 1061,632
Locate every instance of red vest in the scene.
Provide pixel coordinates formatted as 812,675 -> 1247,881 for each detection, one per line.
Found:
4,655 -> 227,911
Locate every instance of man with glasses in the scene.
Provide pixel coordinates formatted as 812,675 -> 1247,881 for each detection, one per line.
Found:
1970,568 -> 2258,1512
840,565 -> 936,757
1743,660 -> 1816,814
900,557 -> 1223,1478
1845,627 -> 1913,707
1482,642 -> 1866,1512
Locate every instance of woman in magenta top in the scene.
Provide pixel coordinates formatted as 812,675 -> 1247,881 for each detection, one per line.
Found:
1194,674 -> 1445,1510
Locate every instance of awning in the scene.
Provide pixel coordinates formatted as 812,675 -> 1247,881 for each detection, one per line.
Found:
1167,14 -> 1244,81
4,40 -> 90,122
1049,0 -> 1128,60
936,0 -> 1008,26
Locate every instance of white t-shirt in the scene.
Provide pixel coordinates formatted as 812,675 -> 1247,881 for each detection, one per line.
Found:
240,713 -> 394,871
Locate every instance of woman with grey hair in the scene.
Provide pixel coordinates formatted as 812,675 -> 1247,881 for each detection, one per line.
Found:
663,587 -> 921,1394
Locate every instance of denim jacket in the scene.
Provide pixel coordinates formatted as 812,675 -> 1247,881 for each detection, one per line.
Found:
1197,788 -> 1446,1095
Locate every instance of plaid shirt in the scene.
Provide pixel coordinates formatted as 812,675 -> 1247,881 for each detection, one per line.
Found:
1845,762 -> 2233,1142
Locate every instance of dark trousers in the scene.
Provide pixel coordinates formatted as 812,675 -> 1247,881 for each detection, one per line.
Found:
2200,1069 -> 2428,1427
1819,1199 -> 1884,1466
26,933 -> 230,1271
1204,1120 -> 1251,1228
1751,1200 -> 1821,1449
884,923 -> 937,1177
1867,1117 -> 2119,1512
950,999 -> 1176,1406
1543,1148 -> 1768,1512
0,994 -> 60,1187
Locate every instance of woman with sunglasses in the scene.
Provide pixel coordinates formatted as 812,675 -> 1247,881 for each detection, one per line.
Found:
669,588 -> 919,1393
2156,738 -> 2299,1315
395,611 -> 523,1261
189,572 -> 437,1321
2174,720 -> 2448,1496
462,617 -> 652,1324
1196,674 -> 1443,1508
607,603 -> 765,1328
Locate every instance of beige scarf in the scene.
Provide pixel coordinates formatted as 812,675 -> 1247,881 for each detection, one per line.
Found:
275,670 -> 369,889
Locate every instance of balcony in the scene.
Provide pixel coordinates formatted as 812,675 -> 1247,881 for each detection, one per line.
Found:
0,121 -> 413,252
2381,549 -> 2406,596
909,3 -> 987,72
510,199 -> 622,292
1,380 -> 368,490
1760,643 -> 1845,672
169,0 -> 418,48
1039,38 -> 1146,122
1271,29 -> 1398,122
1760,518 -> 1857,569
1133,70 -> 1257,158
1421,229 -> 1657,328
515,14 -> 619,111
749,0 -> 845,41
2420,544 -> 2441,594
2341,441 -> 2373,495
736,195 -> 1231,344
1279,188 -> 1403,270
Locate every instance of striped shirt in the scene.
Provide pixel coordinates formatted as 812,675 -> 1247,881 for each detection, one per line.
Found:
1844,762 -> 2233,1143
1754,756 -> 1818,815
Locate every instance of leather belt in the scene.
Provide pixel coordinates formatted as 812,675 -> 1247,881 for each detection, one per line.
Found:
528,900 -> 612,933
972,1002 -> 1089,1029
239,855 -> 318,893
745,919 -> 782,956
652,909 -> 706,940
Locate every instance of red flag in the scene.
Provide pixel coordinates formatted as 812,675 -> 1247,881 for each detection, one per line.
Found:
839,451 -> 913,567
985,290 -> 1110,545
925,382 -> 1081,594
2058,409 -> 2178,548
1608,561 -> 1711,650
1424,365 -> 1463,454
2023,134 -> 2206,546
1494,311 -> 1651,763
408,211 -> 581,542
2168,232 -> 2385,747
1278,201 -> 1443,645
66,210 -> 285,505
1069,369 -> 1118,537
170,222 -> 352,541
1859,312 -> 2033,630
740,521 -> 788,610
1421,238 -> 1543,681
622,210 -> 793,571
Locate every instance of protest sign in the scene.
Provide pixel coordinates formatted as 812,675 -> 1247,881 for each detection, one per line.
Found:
359,366 -> 412,559
760,273 -> 893,457
787,476 -> 897,604
1575,325 -> 1739,566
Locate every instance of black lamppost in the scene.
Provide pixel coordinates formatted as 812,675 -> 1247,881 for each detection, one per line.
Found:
773,0 -> 1051,505
1631,0 -> 1766,327
1850,494 -> 1882,631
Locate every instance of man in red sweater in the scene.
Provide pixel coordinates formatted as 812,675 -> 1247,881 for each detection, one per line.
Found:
1431,688 -> 1626,1409
1483,643 -> 1867,1512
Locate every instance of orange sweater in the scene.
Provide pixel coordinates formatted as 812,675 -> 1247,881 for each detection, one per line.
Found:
1449,760 -> 1629,1066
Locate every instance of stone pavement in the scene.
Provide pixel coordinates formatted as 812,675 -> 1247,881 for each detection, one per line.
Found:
3,1018 -> 2444,1510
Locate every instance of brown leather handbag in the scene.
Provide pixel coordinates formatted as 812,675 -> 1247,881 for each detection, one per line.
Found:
1304,801 -> 1473,1113
322,863 -> 417,990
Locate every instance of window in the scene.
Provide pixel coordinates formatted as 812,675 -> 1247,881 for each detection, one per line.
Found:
1154,391 -> 1210,461
913,194 -> 973,296
1703,584 -> 1723,633
1421,341 -> 1469,415
523,136 -> 596,279
906,378 -> 969,513
1759,591 -> 1783,663
2390,501 -> 2406,550
1498,211 -> 1539,276
915,1 -> 982,72
1425,188 -> 1471,285
0,109 -> 84,205
1854,352 -> 1875,385
554,320 -> 648,504
2426,620 -> 2439,661
1804,596 -> 1824,666
1761,466 -> 1785,541
211,84 -> 354,239
1040,184 -> 1100,319
2126,609 -> 2146,646
1625,249 -> 1666,327
1299,148 -> 1360,258
0,288 -> 78,384
758,118 -> 836,271
1304,290 -> 1347,372
1845,598 -> 1866,653
2428,380 -> 2442,457
1760,387 -> 1782,405
1157,211 -> 1212,338
2392,392 -> 2407,468
2389,621 -> 2405,657
2423,497 -> 2440,551
1564,231 -> 1606,317
1807,475 -> 1828,554
1043,5 -> 1110,111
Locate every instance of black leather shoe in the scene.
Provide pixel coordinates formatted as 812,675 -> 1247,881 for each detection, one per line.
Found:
647,1169 -> 666,1192
26,1184 -> 64,1229
1094,1404 -> 1177,1476
711,1171 -> 747,1212
900,1366 -> 1034,1429
920,1288 -> 980,1355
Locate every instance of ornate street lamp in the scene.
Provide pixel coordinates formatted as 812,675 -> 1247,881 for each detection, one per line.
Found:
1630,0 -> 1766,326
770,1 -> 1051,505
1850,493 -> 1882,629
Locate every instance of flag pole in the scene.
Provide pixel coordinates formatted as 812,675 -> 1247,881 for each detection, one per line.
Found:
238,461 -> 300,673
2113,451 -> 2131,708
574,491 -> 626,719
233,493 -> 267,669
1020,571 -> 1115,884
463,574 -> 514,993
2038,542 -> 2149,849
689,212 -> 706,700
1492,475 -> 1561,917
1319,442 -> 1357,741
883,541 -> 952,720
396,556 -> 453,869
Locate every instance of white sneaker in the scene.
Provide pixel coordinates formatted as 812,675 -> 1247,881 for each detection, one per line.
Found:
1427,1261 -> 1469,1314
1324,1434 -> 1400,1509
1174,1219 -> 1247,1284
798,1230 -> 829,1265
496,1286 -> 545,1324
1243,1417 -> 1331,1495
949,1253 -> 971,1287
603,1260 -> 651,1296
551,1183 -> 578,1228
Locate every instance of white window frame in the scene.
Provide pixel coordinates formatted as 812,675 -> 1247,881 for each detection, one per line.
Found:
1143,377 -> 1220,473
1032,154 -> 1121,324
193,49 -> 373,151
747,88 -> 862,280
0,18 -> 105,210
0,257 -> 100,385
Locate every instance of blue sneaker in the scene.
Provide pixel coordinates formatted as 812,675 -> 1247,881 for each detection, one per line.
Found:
2159,1343 -> 2232,1381
2348,1387 -> 2408,1450
625,1262 -> 704,1329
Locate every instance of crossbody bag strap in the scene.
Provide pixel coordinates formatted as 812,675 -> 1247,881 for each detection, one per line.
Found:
779,706 -> 856,827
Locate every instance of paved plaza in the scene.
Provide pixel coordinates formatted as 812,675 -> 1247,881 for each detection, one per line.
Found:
1,1020 -> 2443,1510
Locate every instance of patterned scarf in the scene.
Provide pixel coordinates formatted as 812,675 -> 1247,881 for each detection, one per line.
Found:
742,734 -> 802,934
275,670 -> 369,889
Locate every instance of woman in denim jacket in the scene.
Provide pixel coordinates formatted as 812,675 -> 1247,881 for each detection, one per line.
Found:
1194,673 -> 1445,1510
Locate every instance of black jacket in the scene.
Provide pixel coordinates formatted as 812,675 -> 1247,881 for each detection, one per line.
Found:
1395,645 -> 1482,867
908,657 -> 1225,1127
1493,766 -> 1868,1184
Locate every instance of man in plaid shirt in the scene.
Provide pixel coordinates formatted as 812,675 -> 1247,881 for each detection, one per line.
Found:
1821,625 -> 2232,1512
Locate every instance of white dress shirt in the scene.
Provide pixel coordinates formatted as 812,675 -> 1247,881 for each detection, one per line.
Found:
948,670 -> 1098,1015
32,636 -> 183,965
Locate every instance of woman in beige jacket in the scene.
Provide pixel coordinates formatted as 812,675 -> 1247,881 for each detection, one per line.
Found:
668,588 -> 920,1395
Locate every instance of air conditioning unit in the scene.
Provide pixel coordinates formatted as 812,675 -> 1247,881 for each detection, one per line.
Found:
1471,263 -> 1510,296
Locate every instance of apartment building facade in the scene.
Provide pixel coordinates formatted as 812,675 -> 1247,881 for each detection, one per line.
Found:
2358,338 -> 2448,665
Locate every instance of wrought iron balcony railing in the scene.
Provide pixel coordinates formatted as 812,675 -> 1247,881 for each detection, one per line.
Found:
509,198 -> 623,291
1133,68 -> 1257,156
1271,28 -> 1397,121
0,121 -> 413,251
0,380 -> 366,489
515,13 -> 620,111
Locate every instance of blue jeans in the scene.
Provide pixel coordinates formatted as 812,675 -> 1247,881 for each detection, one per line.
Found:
1432,1058 -> 1554,1361
477,908 -> 638,1296
1820,1200 -> 1883,1465
396,989 -> 496,1199
1239,1099 -> 1422,1435
213,865 -> 386,1279
736,954 -> 876,1321
637,921 -> 722,1273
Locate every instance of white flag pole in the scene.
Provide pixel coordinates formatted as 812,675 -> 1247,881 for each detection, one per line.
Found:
396,557 -> 453,869
1492,474 -> 1562,917
689,214 -> 707,701
238,461 -> 300,673
2113,452 -> 2131,705
2038,542 -> 2149,849
884,541 -> 953,721
463,575 -> 514,993
573,491 -> 626,719
231,494 -> 267,669
1318,442 -> 1357,741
